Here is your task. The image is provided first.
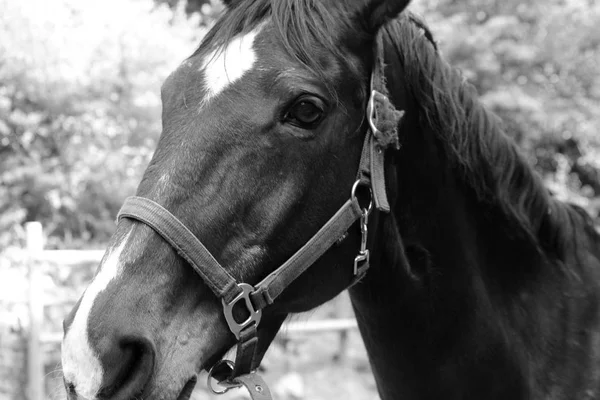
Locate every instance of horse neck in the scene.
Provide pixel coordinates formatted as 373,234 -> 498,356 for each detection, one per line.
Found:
348,123 -> 600,400
347,134 -> 532,399
347,42 -> 554,400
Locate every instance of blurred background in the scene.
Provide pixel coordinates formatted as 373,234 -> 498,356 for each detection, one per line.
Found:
0,0 -> 598,399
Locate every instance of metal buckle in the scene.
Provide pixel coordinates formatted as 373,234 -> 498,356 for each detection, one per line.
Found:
207,360 -> 241,394
222,283 -> 262,339
367,89 -> 389,138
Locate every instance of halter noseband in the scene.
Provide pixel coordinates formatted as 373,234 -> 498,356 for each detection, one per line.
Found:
116,31 -> 402,400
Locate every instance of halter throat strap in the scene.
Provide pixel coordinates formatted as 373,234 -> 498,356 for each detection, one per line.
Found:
116,29 -> 401,399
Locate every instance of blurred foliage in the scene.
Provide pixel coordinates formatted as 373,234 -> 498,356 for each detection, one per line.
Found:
0,0 -> 598,251
0,0 -> 211,249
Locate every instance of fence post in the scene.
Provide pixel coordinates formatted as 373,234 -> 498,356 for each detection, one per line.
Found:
26,222 -> 44,400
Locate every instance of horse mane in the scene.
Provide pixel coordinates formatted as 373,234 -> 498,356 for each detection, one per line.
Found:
385,13 -> 598,258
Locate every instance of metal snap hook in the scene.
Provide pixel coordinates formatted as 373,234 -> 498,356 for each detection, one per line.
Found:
351,180 -> 372,278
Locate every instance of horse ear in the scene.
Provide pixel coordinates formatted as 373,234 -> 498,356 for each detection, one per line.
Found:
360,0 -> 411,32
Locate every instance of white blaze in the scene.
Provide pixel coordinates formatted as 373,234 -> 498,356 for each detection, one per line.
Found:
200,26 -> 262,104
61,229 -> 133,398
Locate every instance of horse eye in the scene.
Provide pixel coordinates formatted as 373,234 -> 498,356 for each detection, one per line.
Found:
284,97 -> 325,128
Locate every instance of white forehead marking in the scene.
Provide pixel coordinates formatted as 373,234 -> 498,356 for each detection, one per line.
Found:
200,25 -> 263,105
61,228 -> 133,399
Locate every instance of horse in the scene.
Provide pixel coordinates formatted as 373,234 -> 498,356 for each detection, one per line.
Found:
60,0 -> 600,399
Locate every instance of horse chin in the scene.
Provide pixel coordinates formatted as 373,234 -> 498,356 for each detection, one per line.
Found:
176,378 -> 197,400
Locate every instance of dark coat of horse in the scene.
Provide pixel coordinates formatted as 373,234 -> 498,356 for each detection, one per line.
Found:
61,1 -> 600,399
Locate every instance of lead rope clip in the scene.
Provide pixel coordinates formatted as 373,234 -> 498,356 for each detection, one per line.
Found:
351,180 -> 373,278
354,208 -> 370,276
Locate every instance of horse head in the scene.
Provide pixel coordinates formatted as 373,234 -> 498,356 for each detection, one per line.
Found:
61,1 -> 410,399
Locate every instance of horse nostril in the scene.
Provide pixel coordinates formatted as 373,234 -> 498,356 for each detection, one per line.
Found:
98,335 -> 155,400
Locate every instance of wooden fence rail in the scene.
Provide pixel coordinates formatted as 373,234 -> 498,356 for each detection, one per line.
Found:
22,222 -> 358,400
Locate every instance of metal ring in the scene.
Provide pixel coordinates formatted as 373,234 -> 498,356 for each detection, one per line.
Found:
351,180 -> 373,215
207,360 -> 240,394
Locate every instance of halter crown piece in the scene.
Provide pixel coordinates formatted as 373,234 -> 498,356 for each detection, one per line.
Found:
116,30 -> 402,400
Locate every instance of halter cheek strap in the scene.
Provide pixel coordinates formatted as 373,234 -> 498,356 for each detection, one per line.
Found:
116,30 -> 401,400
360,32 -> 405,213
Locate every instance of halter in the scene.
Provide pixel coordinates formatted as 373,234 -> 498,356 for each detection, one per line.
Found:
116,30 -> 402,400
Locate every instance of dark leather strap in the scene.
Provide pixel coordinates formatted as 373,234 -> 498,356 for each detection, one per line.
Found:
232,374 -> 272,400
117,197 -> 242,304
118,195 -> 364,311
249,198 -> 363,310
232,324 -> 259,377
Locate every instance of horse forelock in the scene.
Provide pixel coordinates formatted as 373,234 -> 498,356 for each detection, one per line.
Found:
192,0 -> 365,99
